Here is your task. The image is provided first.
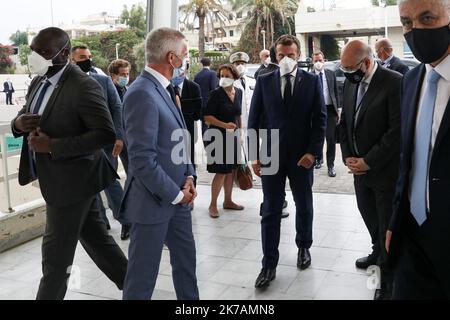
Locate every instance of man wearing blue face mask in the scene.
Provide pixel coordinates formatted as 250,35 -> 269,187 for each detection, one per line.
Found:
338,40 -> 402,300
171,59 -> 202,184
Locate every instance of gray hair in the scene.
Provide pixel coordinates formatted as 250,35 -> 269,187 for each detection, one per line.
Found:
145,28 -> 186,64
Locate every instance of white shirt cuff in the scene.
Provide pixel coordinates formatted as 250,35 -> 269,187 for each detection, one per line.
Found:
172,191 -> 184,205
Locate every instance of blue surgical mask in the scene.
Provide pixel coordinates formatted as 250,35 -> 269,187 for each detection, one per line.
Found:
172,57 -> 188,80
118,76 -> 129,88
171,75 -> 185,87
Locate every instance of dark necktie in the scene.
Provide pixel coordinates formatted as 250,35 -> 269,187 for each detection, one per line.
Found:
319,72 -> 324,86
29,79 -> 51,178
174,85 -> 181,99
240,77 -> 246,90
283,74 -> 293,107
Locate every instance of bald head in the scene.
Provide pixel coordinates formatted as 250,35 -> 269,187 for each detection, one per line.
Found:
341,40 -> 373,69
375,38 -> 394,62
259,49 -> 270,62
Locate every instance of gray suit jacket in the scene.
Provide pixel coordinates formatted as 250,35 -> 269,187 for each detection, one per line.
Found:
119,70 -> 196,225
11,64 -> 119,207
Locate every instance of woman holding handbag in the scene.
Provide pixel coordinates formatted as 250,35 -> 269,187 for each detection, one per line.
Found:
204,64 -> 245,218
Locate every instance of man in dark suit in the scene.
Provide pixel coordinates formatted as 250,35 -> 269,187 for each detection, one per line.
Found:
11,27 -> 127,300
248,35 -> 326,288
256,46 -> 279,79
71,45 -> 130,241
375,38 -> 409,75
194,57 -> 218,139
339,40 -> 402,300
386,0 -> 450,299
3,78 -> 14,105
172,62 -> 202,184
254,49 -> 271,80
312,51 -> 341,177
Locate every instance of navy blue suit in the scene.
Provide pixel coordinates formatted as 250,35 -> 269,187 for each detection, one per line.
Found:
389,63 -> 450,298
194,68 -> 219,136
248,68 -> 326,269
90,73 -> 127,226
119,70 -> 198,300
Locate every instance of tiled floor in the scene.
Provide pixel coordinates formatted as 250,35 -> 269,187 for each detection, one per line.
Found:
0,185 -> 375,300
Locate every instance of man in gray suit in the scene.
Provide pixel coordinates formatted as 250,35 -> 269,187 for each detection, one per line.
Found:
119,28 -> 199,300
11,27 -> 128,300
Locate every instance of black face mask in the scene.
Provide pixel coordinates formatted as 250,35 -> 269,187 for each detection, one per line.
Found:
404,24 -> 450,64
76,59 -> 93,73
344,68 -> 366,84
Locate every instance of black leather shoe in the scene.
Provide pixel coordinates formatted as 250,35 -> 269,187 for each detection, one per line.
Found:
297,248 -> 312,270
374,284 -> 393,300
282,200 -> 288,209
281,211 -> 289,219
121,225 -> 131,241
255,268 -> 276,288
355,254 -> 377,269
106,222 -> 111,231
314,160 -> 323,170
328,167 -> 336,177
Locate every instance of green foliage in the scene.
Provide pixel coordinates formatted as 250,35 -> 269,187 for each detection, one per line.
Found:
120,4 -> 147,38
19,44 -> 31,68
133,41 -> 146,74
372,0 -> 397,6
320,35 -> 340,61
0,45 -> 15,73
9,31 -> 28,46
73,29 -> 144,80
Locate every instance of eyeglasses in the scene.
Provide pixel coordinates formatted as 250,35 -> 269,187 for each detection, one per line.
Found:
340,58 -> 366,73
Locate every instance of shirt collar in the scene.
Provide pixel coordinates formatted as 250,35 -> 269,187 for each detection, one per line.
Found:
426,54 -> 450,82
145,65 -> 171,89
363,61 -> 378,86
280,67 -> 298,78
46,63 -> 68,87
383,54 -> 394,65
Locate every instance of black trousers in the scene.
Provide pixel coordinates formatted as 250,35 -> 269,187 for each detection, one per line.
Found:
392,213 -> 450,299
354,175 -> 394,286
318,106 -> 337,168
5,92 -> 13,105
261,162 -> 314,269
36,195 -> 128,300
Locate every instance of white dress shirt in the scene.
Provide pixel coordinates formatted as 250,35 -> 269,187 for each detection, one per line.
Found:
409,54 -> 450,211
30,64 -> 68,115
144,65 -> 193,205
315,69 -> 332,105
281,68 -> 297,99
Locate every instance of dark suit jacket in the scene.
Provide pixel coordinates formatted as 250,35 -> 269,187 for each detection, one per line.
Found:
11,64 -> 118,207
248,68 -> 327,164
194,68 -> 218,109
385,56 -> 409,76
339,66 -> 402,189
257,64 -> 279,79
254,64 -> 267,80
90,72 -> 124,140
389,64 -> 450,270
3,81 -> 14,93
180,78 -> 202,149
318,69 -> 340,115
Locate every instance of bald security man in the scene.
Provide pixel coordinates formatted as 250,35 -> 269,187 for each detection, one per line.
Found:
375,38 -> 410,75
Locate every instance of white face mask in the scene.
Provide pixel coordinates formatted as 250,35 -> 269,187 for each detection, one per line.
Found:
314,61 -> 325,72
28,41 -> 69,76
279,56 -> 297,76
236,64 -> 246,76
219,77 -> 235,88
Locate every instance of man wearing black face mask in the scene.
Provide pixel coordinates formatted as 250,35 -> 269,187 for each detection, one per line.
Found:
11,27 -> 128,300
338,40 -> 402,300
386,0 -> 450,300
72,45 -> 131,241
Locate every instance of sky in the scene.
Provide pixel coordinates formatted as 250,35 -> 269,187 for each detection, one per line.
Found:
1,0 -> 372,45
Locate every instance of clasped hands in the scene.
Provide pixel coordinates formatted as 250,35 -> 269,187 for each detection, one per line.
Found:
180,177 -> 197,205
346,157 -> 370,175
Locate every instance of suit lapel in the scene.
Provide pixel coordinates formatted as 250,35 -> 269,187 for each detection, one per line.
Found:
346,82 -> 358,133
143,71 -> 186,129
40,65 -> 72,123
25,77 -> 44,113
272,69 -> 283,107
288,69 -> 303,113
354,67 -> 383,129
433,98 -> 450,152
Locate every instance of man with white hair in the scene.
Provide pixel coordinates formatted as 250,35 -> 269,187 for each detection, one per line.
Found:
375,38 -> 409,75
255,49 -> 271,79
386,0 -> 450,299
118,27 -> 199,300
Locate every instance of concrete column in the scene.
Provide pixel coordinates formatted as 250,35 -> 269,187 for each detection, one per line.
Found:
148,0 -> 179,32
297,33 -> 308,60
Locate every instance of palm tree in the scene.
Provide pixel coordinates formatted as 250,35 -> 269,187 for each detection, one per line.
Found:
179,0 -> 229,59
232,0 -> 298,49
